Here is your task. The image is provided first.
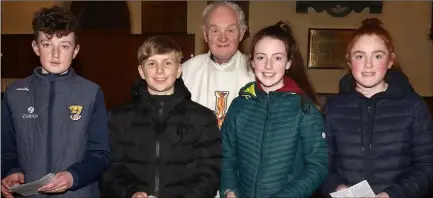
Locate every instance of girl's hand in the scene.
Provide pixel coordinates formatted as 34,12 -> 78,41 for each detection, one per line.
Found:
335,184 -> 349,191
226,191 -> 236,198
132,192 -> 148,198
377,192 -> 389,198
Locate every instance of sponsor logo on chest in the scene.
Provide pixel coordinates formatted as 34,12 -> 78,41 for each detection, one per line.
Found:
22,106 -> 38,119
21,105 -> 84,121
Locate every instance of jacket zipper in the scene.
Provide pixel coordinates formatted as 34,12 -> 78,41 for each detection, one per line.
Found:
46,79 -> 55,198
47,79 -> 55,174
365,100 -> 376,181
253,95 -> 270,197
154,101 -> 163,197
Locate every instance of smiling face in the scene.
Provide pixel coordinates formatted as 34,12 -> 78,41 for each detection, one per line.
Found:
203,4 -> 246,64
251,37 -> 291,93
348,34 -> 394,92
138,53 -> 182,95
32,32 -> 79,74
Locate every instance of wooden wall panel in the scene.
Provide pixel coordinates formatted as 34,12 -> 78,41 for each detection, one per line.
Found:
1,33 -> 195,109
430,2 -> 433,41
69,1 -> 131,32
1,35 -> 39,78
141,2 -> 187,33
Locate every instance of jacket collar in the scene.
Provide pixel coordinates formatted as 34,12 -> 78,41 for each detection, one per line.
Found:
131,78 -> 191,109
339,70 -> 414,99
33,66 -> 75,83
239,76 -> 302,99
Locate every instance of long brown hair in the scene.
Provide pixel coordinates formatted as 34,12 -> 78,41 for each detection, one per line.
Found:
250,21 -> 320,108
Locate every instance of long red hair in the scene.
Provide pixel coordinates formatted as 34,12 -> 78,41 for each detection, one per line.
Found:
346,18 -> 403,73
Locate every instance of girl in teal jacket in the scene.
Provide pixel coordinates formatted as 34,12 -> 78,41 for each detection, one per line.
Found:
220,21 -> 328,198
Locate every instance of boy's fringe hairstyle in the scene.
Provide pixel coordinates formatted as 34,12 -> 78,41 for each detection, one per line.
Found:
137,35 -> 183,64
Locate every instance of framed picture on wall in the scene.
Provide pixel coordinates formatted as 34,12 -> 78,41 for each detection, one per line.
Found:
307,28 -> 354,69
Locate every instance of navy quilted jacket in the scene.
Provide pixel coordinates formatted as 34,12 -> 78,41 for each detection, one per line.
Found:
220,81 -> 328,198
321,71 -> 433,198
1,67 -> 111,197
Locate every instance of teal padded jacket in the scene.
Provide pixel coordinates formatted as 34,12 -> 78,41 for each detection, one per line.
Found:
220,81 -> 328,198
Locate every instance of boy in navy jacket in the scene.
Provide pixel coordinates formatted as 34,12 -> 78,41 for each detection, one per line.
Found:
1,6 -> 111,198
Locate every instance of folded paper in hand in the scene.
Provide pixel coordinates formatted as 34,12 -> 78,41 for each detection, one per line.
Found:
8,173 -> 55,196
330,180 -> 377,198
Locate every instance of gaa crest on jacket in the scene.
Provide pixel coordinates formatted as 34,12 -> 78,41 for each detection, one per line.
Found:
68,105 -> 83,121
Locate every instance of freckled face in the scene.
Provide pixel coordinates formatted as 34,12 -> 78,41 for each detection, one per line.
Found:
348,34 -> 394,90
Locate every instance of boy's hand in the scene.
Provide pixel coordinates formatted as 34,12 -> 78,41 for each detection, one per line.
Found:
1,172 -> 25,198
38,171 -> 74,193
132,192 -> 148,198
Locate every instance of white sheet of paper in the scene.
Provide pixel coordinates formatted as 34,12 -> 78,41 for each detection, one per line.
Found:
8,173 -> 55,196
330,180 -> 377,198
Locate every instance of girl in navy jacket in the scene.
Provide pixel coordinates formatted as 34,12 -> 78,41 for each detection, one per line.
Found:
321,18 -> 433,198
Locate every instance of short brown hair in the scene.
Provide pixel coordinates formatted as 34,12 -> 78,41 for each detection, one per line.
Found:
32,6 -> 79,42
137,35 -> 182,64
